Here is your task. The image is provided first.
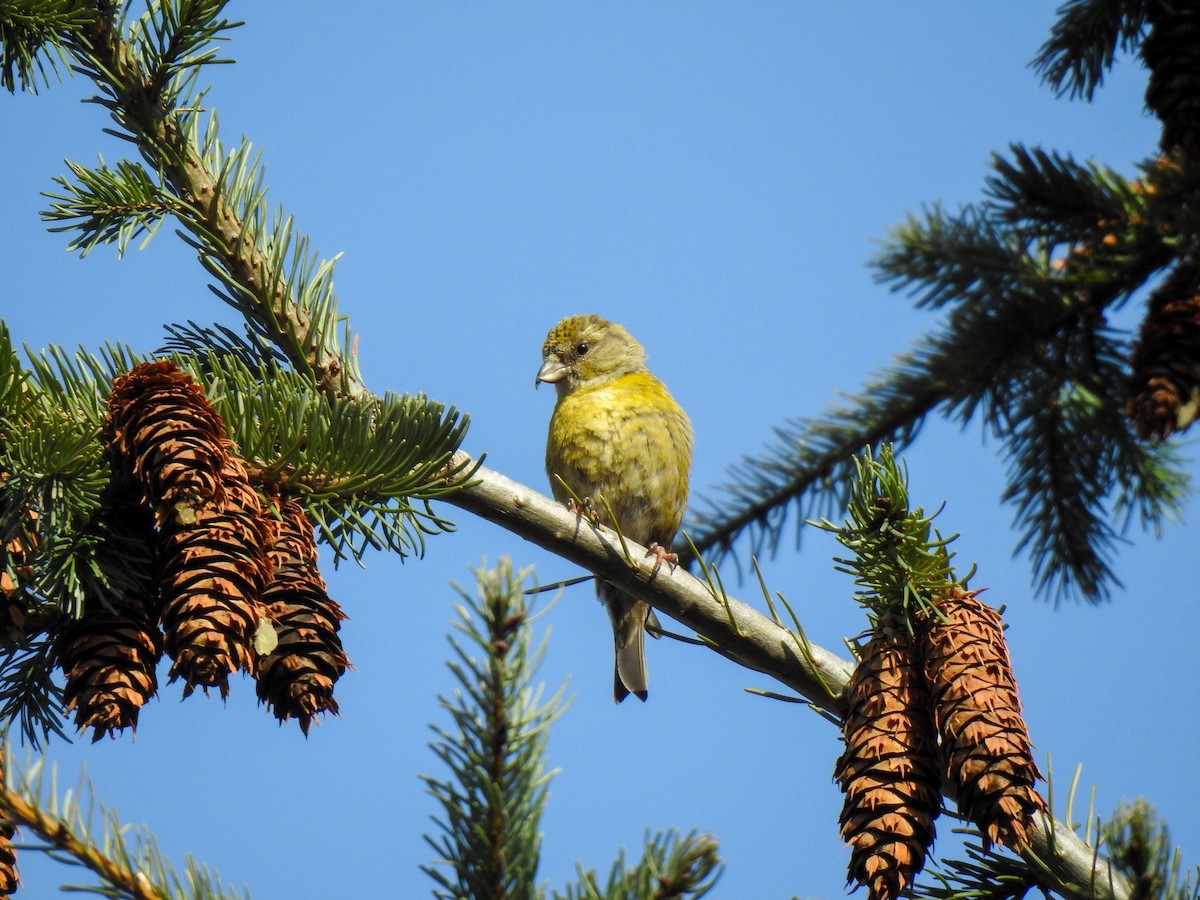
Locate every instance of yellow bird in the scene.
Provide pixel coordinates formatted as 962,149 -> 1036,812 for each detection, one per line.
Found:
536,314 -> 693,702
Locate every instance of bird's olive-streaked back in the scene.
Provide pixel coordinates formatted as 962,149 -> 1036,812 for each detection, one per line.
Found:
539,314 -> 648,392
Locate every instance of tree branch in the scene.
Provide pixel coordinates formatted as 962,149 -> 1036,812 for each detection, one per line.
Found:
442,452 -> 854,716
0,783 -> 162,900
441,451 -> 1132,900
684,212 -> 1174,579
64,2 -> 364,401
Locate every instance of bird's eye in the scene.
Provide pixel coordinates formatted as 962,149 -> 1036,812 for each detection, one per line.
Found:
575,342 -> 590,356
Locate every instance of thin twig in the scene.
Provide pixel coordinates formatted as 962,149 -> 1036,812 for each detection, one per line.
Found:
0,785 -> 162,900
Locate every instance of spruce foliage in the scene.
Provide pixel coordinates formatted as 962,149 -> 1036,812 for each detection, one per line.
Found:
1,2 -> 1196,898
685,0 -> 1200,606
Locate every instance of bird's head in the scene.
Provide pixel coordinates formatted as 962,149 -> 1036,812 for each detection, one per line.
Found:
536,314 -> 648,394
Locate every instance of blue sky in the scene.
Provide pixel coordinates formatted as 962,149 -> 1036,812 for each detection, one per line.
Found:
3,4 -> 1197,897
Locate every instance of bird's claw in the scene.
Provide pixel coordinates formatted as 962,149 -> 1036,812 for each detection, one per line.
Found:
567,496 -> 602,528
645,542 -> 679,579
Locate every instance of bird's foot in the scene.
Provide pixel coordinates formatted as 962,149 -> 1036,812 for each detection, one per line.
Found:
567,496 -> 602,528
645,542 -> 679,579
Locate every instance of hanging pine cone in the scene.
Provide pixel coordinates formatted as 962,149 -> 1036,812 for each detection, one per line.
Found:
57,490 -> 162,740
834,626 -> 941,900
255,498 -> 348,734
106,360 -> 275,697
158,456 -> 276,697
1127,258 -> 1200,440
0,749 -> 16,896
105,359 -> 229,524
58,601 -> 162,741
920,587 -> 1045,850
1142,1 -> 1200,158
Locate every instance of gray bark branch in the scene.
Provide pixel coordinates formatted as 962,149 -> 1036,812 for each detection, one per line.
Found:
442,451 -> 1131,900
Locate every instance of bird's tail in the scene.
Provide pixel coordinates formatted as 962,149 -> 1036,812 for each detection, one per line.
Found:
599,581 -> 661,703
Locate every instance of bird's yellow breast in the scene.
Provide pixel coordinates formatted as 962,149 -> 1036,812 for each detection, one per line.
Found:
546,370 -> 693,546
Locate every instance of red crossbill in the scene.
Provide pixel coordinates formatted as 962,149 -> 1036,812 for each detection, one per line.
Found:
536,314 -> 693,702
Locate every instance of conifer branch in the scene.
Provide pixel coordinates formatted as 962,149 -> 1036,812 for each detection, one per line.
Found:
1032,0 -> 1148,101
552,830 -> 722,900
441,452 -> 1137,899
443,453 -> 855,715
0,750 -> 249,899
683,149 -> 1186,603
2,330 -> 470,741
4,6 -> 1194,898
0,783 -> 165,899
0,639 -> 71,747
0,0 -> 91,93
916,799 -> 1199,900
43,156 -> 175,257
1099,800 -> 1199,900
421,559 -> 568,899
25,0 -> 365,399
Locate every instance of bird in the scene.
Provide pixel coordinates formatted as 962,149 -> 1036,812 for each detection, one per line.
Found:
536,314 -> 693,702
